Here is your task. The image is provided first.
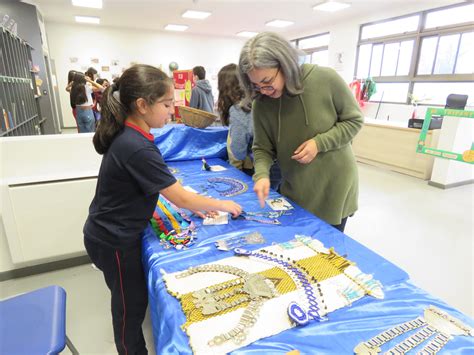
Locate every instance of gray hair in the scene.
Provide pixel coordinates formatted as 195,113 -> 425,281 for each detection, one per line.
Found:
238,32 -> 304,104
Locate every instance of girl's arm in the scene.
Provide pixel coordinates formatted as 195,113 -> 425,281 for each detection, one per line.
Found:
86,77 -> 105,92
160,181 -> 242,217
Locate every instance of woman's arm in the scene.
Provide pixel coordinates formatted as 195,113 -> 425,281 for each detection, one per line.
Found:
312,70 -> 364,153
160,181 -> 242,217
252,102 -> 275,182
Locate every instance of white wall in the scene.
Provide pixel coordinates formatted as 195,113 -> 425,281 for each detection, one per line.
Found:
45,22 -> 246,128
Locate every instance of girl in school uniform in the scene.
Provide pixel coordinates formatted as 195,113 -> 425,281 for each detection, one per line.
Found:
83,64 -> 241,354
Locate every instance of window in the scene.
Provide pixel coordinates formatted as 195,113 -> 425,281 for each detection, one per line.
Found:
355,3 -> 474,104
424,3 -> 474,29
369,83 -> 410,103
418,32 -> 474,75
357,40 -> 414,78
310,50 -> 329,66
412,82 -> 474,106
298,33 -> 330,50
360,15 -> 419,40
293,32 -> 330,67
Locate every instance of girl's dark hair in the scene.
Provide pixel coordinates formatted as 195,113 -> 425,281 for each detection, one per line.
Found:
217,63 -> 249,126
85,67 -> 98,80
93,64 -> 173,155
70,73 -> 87,108
96,78 -> 109,86
67,70 -> 79,83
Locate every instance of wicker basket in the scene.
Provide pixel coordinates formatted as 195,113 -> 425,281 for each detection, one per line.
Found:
178,106 -> 217,129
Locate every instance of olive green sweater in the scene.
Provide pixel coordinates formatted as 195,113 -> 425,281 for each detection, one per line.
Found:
252,64 -> 364,225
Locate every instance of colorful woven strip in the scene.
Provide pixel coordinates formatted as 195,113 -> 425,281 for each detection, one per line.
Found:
150,196 -> 196,250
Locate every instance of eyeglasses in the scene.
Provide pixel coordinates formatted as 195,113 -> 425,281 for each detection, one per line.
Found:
251,67 -> 280,92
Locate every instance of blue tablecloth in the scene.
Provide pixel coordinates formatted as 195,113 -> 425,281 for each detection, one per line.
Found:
141,158 -> 474,354
151,124 -> 228,162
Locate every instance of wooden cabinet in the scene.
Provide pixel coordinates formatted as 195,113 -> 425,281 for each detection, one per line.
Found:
352,120 -> 440,180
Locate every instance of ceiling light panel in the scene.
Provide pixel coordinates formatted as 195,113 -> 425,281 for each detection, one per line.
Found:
313,1 -> 351,12
75,16 -> 100,24
182,10 -> 211,19
72,0 -> 103,9
265,19 -> 294,28
165,24 -> 189,31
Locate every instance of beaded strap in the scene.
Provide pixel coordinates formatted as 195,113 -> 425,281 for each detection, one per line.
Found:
207,177 -> 248,197
235,248 -> 327,325
354,318 -> 426,354
208,300 -> 263,346
259,250 -> 328,320
385,326 -> 437,354
299,236 -> 384,300
176,264 -> 249,279
417,332 -> 451,355
232,211 -> 282,225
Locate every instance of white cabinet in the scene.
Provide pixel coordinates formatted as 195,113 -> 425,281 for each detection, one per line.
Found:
4,178 -> 96,263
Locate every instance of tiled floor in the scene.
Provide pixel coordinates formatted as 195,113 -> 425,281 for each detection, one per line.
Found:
1,163 -> 472,354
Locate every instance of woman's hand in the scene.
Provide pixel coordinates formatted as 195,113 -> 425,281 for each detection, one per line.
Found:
254,178 -> 270,208
291,139 -> 318,164
218,201 -> 242,218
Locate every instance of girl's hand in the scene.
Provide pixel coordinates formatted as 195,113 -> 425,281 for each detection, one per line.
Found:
219,200 -> 242,218
254,178 -> 270,208
191,210 -> 218,219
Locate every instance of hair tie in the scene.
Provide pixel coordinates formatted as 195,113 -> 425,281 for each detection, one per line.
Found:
112,90 -> 120,102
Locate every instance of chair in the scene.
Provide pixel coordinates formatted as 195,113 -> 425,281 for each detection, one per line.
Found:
0,285 -> 78,355
408,94 -> 469,130
445,94 -> 468,110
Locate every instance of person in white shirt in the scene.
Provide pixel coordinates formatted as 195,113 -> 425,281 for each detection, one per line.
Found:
70,72 -> 104,132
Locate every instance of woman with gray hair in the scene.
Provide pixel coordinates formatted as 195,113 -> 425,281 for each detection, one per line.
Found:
238,32 -> 363,232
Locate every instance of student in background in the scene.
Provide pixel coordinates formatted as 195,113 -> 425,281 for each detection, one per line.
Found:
85,67 -> 102,121
84,64 -> 241,354
66,70 -> 79,122
217,63 -> 281,190
189,65 -> 214,113
217,63 -> 253,174
69,72 -> 103,133
85,67 -> 98,81
93,78 -> 110,122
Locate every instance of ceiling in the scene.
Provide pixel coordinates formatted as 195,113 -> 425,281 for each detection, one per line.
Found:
29,0 -> 462,39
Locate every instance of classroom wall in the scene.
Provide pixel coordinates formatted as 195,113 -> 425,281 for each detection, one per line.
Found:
45,22 -> 246,129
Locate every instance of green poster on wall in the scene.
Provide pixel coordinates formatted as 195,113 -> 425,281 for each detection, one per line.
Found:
417,107 -> 474,164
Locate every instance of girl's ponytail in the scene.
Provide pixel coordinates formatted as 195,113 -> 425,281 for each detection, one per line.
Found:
93,81 -> 126,154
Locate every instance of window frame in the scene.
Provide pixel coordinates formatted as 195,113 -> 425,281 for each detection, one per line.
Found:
354,3 -> 474,104
293,32 -> 330,65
